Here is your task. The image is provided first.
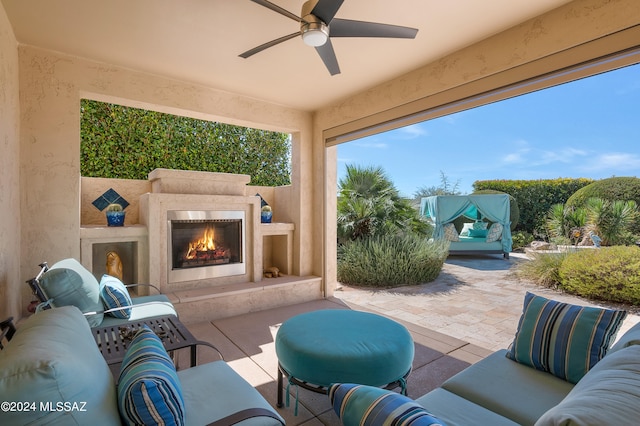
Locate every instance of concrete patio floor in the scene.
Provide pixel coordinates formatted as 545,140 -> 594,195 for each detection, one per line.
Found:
176,252 -> 640,425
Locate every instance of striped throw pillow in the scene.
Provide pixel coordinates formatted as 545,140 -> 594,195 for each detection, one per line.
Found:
99,274 -> 132,319
118,326 -> 185,425
506,292 -> 627,384
329,383 -> 446,426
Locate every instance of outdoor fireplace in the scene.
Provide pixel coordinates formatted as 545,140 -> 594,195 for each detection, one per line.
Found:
167,210 -> 246,283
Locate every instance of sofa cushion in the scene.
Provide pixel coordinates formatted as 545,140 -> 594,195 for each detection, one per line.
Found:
328,383 -> 445,426
442,349 -> 574,425
118,326 -> 185,426
443,223 -> 459,241
178,360 -> 285,426
38,266 -> 104,327
506,292 -> 626,384
416,388 -> 519,426
485,222 -> 503,242
0,306 -> 120,425
99,274 -> 133,319
535,343 -> 640,425
468,228 -> 488,238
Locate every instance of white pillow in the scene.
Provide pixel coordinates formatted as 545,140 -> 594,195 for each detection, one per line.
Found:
460,223 -> 473,237
443,223 -> 459,241
486,223 -> 503,242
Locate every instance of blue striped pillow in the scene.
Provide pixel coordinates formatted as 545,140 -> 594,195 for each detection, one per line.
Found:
506,292 -> 627,384
99,274 -> 132,319
117,326 -> 185,426
329,383 -> 446,426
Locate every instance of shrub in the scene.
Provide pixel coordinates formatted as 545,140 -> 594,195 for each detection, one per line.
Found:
515,251 -> 569,288
566,177 -> 640,209
337,235 -> 449,287
511,231 -> 534,251
558,246 -> 640,304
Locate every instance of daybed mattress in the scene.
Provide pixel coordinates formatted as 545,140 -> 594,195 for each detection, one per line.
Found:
449,238 -> 503,252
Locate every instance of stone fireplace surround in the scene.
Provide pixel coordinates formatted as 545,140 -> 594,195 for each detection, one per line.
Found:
80,169 -> 322,323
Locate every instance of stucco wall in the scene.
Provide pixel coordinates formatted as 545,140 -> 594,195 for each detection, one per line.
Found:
0,5 -> 20,320
17,46 -> 314,317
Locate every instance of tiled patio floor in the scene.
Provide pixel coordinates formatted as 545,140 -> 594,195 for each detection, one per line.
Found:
177,252 -> 640,425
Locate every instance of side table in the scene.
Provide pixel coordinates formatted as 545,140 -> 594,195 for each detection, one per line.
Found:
92,315 -> 220,372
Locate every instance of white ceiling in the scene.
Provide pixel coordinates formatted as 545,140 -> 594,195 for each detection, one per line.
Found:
2,0 -> 573,111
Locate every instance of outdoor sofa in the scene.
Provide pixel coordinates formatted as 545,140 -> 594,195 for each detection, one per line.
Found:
0,305 -> 285,425
328,292 -> 640,425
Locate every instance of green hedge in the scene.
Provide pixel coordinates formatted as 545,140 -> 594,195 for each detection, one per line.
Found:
80,100 -> 291,186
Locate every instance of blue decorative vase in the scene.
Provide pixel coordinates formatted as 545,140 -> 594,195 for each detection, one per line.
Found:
261,211 -> 272,223
106,211 -> 126,226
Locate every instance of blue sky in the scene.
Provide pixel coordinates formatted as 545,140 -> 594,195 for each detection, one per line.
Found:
337,63 -> 640,198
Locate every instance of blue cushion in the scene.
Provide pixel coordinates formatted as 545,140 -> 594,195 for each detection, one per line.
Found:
506,292 -> 627,384
99,274 -> 132,319
467,228 -> 487,238
38,267 -> 104,327
472,221 -> 487,230
118,326 -> 185,426
329,383 -> 446,426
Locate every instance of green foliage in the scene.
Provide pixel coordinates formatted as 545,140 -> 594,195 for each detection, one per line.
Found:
337,165 -> 430,243
558,246 -> 640,304
473,178 -> 594,235
511,231 -> 534,251
584,198 -> 638,246
80,100 -> 291,186
566,177 -> 640,209
515,252 -> 570,288
337,235 -> 449,287
545,203 -> 587,244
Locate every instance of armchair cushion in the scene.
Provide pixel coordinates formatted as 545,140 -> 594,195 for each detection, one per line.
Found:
99,274 -> 133,319
38,267 -> 104,327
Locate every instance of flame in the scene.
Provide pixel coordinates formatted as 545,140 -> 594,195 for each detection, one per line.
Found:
185,226 -> 216,259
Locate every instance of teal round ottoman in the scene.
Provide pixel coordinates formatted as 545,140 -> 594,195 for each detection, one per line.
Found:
275,309 -> 414,408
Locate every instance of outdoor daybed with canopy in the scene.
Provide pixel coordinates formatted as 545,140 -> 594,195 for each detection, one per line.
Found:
420,194 -> 512,258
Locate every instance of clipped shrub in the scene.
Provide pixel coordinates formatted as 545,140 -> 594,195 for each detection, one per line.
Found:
558,246 -> 640,305
566,177 -> 640,209
337,235 -> 449,287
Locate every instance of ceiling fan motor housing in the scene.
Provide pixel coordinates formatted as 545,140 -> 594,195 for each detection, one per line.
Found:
301,0 -> 329,47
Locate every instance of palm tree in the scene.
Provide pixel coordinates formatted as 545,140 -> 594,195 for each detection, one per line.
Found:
337,165 -> 429,243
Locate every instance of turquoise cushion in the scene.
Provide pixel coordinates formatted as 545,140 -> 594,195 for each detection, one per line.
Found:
535,343 -> 640,426
472,221 -> 487,230
329,383 -> 446,426
39,267 -> 104,327
468,228 -> 488,238
506,292 -> 627,383
118,326 -> 185,426
276,310 -> 414,388
0,306 -> 120,425
99,274 -> 132,319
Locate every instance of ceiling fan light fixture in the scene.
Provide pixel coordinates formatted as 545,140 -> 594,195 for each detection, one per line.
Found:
301,19 -> 329,47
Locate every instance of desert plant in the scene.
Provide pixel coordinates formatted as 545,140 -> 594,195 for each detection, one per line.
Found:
558,246 -> 640,304
337,234 -> 449,287
106,203 -> 123,212
544,203 -> 587,244
261,205 -> 272,212
515,251 -> 569,288
584,198 -> 639,246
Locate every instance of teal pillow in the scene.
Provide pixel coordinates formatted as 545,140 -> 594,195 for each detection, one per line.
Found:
329,383 -> 446,426
118,326 -> 185,426
506,292 -> 627,384
99,274 -> 132,319
472,221 -> 487,230
39,267 -> 104,327
467,228 -> 487,238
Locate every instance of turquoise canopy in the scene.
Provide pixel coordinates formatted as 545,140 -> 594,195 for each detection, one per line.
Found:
420,194 -> 512,253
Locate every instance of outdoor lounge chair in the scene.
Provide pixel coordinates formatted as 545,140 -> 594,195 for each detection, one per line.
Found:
26,258 -> 176,327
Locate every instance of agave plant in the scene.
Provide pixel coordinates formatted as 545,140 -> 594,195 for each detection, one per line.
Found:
585,197 -> 639,246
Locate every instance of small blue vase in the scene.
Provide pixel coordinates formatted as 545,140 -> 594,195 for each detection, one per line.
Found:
261,211 -> 272,223
106,211 -> 126,226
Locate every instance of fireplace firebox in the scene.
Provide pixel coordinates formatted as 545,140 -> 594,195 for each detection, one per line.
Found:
167,210 -> 246,283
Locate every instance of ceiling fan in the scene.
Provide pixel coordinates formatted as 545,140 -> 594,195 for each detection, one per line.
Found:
239,0 -> 419,75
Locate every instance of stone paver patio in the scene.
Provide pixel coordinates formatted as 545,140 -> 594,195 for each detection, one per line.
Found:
334,252 -> 640,352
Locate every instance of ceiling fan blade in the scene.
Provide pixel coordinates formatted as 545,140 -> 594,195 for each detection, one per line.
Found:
329,18 -> 418,39
311,0 -> 344,24
249,0 -> 301,22
239,32 -> 299,58
315,38 -> 341,75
